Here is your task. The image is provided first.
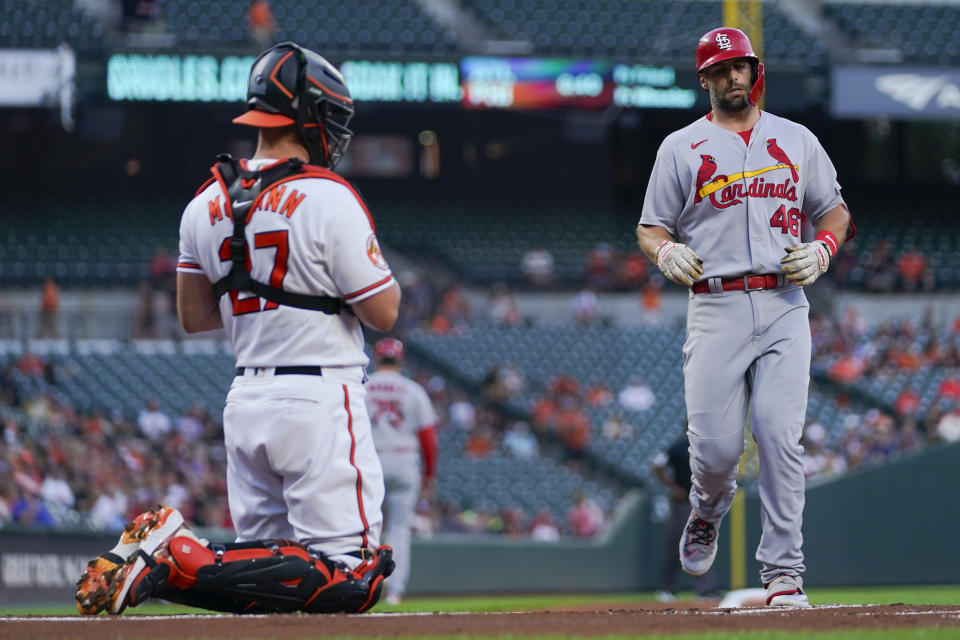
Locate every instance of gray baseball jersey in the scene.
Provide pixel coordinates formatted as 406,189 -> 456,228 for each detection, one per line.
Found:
365,369 -> 437,600
639,111 -> 844,586
640,111 -> 843,279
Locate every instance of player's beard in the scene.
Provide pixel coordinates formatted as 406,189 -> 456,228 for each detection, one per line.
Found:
711,83 -> 750,112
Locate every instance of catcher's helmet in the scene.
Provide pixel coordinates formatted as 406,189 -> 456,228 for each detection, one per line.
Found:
374,337 -> 404,361
233,42 -> 354,169
695,27 -> 765,106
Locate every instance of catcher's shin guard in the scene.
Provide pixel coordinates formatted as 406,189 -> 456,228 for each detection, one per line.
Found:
143,535 -> 394,614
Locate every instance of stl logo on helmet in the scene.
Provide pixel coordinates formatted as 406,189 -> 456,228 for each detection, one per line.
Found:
715,33 -> 732,50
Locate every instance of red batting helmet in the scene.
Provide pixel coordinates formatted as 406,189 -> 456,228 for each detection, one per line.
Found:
374,337 -> 404,361
695,27 -> 765,106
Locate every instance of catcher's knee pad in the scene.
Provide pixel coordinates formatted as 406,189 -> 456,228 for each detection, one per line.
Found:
147,536 -> 393,614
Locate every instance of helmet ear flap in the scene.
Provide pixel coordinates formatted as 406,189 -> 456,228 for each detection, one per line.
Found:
295,85 -> 331,167
748,62 -> 765,106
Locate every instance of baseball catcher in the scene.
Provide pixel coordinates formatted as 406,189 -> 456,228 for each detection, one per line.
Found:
77,506 -> 394,614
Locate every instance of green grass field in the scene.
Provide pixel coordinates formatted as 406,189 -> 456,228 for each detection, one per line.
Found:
3,586 -> 958,639
3,584 -> 959,615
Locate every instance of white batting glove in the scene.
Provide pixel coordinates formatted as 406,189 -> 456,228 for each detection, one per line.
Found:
655,239 -> 704,286
780,240 -> 831,286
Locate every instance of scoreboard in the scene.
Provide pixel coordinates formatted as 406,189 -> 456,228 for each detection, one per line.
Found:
461,57 -> 695,110
106,52 -> 697,111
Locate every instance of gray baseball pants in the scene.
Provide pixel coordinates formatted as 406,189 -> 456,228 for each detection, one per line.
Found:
682,284 -> 809,585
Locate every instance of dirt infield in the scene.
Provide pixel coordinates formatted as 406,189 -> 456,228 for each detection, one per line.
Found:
4,604 -> 960,639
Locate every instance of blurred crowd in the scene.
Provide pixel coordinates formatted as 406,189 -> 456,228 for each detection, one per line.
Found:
4,255 -> 958,539
0,345 -> 609,539
0,352 -> 230,531
800,308 -> 960,478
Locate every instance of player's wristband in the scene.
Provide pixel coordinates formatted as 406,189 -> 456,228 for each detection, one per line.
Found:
815,230 -> 839,257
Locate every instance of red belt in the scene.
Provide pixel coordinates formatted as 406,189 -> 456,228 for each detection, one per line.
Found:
691,274 -> 782,294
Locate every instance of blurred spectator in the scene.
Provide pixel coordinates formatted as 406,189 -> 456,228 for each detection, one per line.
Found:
601,412 -> 633,440
248,0 -> 277,49
487,282 -> 521,325
482,364 -> 526,403
430,284 -> 470,335
616,252 -> 648,290
640,279 -> 664,323
503,421 -> 538,459
586,242 -> 616,290
448,390 -> 476,430
839,306 -> 866,342
571,286 -> 598,325
898,417 -> 925,453
464,425 -> 495,458
863,239 -> 896,293
896,246 -> 934,293
585,381 -> 613,407
40,467 -> 75,508
936,405 -> 960,442
529,509 -> 561,541
565,491 -> 605,538
939,375 -> 960,400
520,244 -> 555,288
501,506 -> 527,537
88,480 -> 129,530
618,379 -> 655,411
863,412 -> 899,462
75,0 -> 122,31
11,487 -> 57,527
0,480 -> 12,525
17,351 -> 48,379
36,276 -> 60,339
394,270 -> 434,337
893,387 -> 921,418
554,396 -> 591,459
174,403 -> 206,442
137,397 -> 171,441
148,245 -> 176,294
530,393 -> 558,433
122,0 -> 163,33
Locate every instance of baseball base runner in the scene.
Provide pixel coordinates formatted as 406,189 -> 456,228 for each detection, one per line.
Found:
636,27 -> 854,608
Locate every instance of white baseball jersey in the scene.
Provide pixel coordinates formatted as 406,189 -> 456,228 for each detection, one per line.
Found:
365,368 -> 437,600
177,157 -> 393,565
640,111 -> 843,279
366,370 -> 437,457
177,158 -> 395,367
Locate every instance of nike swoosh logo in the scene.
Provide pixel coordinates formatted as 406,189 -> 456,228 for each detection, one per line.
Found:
691,139 -> 708,149
232,199 -> 252,209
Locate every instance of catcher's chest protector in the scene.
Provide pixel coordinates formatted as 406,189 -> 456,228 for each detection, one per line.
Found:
206,154 -> 347,314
